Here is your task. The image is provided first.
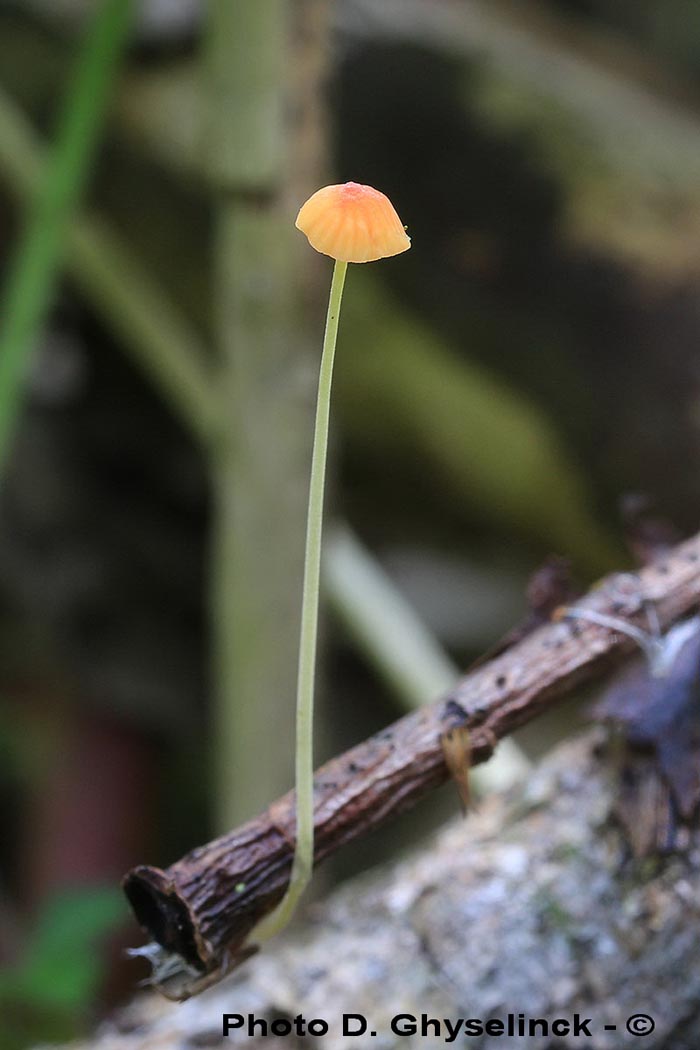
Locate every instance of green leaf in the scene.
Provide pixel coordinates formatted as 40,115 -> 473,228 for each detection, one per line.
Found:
0,887 -> 125,1009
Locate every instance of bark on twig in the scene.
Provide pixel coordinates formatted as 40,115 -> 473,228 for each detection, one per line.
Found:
123,531 -> 700,999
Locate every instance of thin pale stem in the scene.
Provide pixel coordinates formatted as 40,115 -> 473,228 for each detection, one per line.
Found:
254,258 -> 348,941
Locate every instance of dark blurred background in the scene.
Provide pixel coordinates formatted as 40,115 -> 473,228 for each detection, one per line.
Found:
1,0 -> 700,1045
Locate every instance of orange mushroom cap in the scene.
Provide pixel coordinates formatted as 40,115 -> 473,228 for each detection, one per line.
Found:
296,182 -> 411,263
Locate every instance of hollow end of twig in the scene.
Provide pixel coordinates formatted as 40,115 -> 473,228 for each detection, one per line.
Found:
123,866 -> 205,971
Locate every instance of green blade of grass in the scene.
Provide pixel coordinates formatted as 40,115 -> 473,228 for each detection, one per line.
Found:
0,88 -> 217,446
0,0 -> 135,474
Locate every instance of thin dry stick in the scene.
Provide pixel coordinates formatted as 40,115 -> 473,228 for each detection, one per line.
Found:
124,531 -> 700,1000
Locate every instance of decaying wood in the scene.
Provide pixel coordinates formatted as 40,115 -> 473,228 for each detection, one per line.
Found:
123,531 -> 700,999
87,731 -> 700,1049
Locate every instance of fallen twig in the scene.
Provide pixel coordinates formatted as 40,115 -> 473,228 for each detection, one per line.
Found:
123,531 -> 700,999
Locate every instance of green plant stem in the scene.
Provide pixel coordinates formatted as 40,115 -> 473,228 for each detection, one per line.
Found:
255,258 -> 348,941
206,0 -> 310,832
0,0 -> 135,475
324,524 -> 459,707
0,87 -> 216,446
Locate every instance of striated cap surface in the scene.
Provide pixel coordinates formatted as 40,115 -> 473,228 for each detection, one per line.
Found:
296,182 -> 410,263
